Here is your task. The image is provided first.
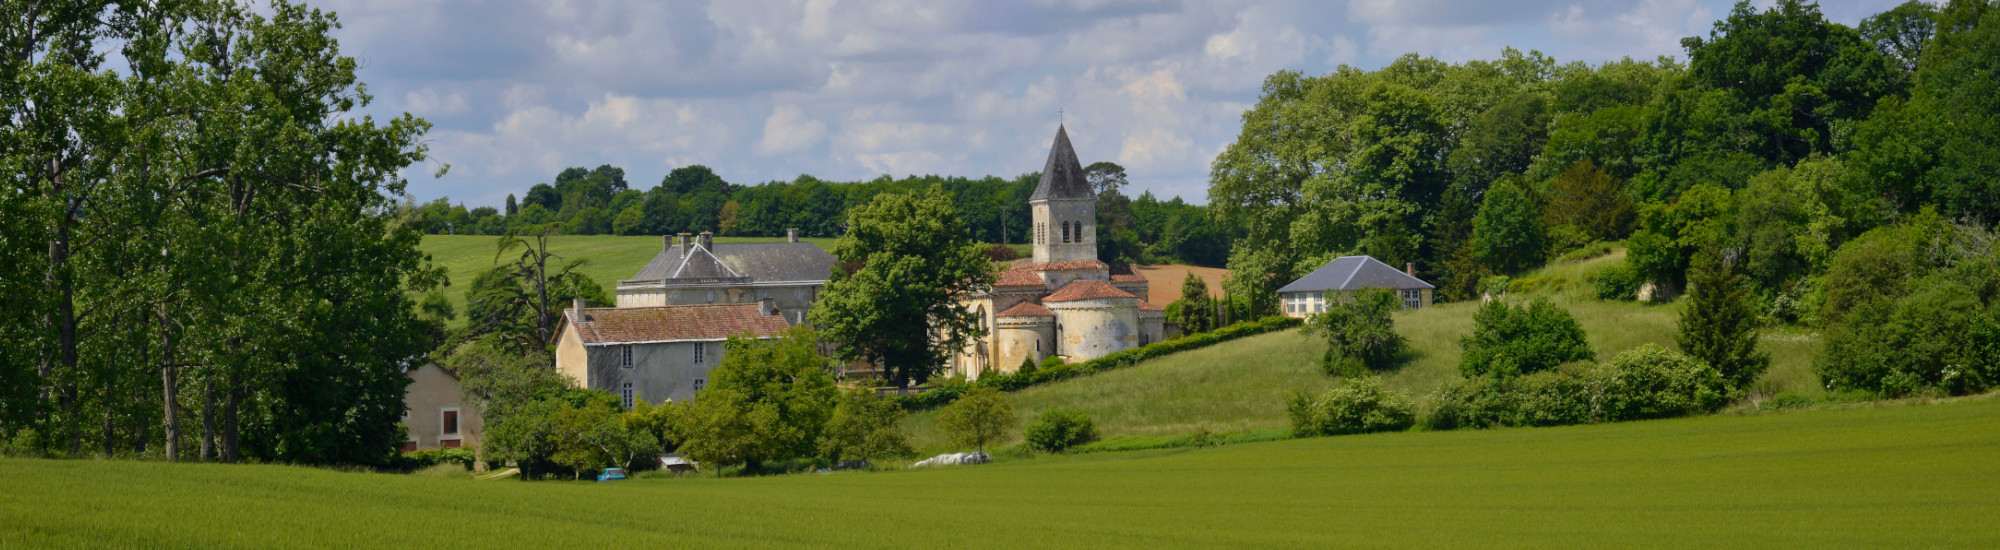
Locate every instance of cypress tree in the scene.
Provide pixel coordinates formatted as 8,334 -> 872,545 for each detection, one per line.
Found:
1678,246 -> 1770,390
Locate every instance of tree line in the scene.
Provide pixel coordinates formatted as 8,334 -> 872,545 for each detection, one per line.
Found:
1214,0 -> 2000,397
1,1 -> 444,465
400,161 -> 1233,269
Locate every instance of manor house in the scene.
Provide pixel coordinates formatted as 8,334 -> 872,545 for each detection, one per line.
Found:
949,125 -> 1164,379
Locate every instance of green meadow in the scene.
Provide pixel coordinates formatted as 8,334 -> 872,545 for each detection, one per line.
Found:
903,248 -> 1823,453
6,395 -> 1997,548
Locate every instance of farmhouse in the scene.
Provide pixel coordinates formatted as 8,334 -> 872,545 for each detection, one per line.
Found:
554,300 -> 790,406
615,230 -> 834,326
402,364 -> 481,451
1277,255 -> 1434,318
948,125 -> 1165,379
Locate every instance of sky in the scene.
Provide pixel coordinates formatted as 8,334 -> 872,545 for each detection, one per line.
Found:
317,0 -> 1902,207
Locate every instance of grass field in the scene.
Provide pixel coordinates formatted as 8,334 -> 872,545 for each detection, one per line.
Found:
903,248 -> 1824,453
6,395 -> 1996,548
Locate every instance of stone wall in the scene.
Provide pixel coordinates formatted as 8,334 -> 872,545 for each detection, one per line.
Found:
1050,298 -> 1139,361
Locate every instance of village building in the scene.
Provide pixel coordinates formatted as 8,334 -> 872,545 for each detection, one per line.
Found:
402,364 -> 481,451
1277,255 -> 1435,318
949,125 -> 1164,380
615,229 -> 834,326
554,299 -> 791,406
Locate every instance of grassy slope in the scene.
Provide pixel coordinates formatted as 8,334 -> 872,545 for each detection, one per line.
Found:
6,396 -> 1997,548
904,249 -> 1823,452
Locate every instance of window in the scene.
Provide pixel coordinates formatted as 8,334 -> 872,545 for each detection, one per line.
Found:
621,345 -> 633,369
440,408 -> 460,437
621,382 -> 634,409
1402,289 -> 1423,309
693,343 -> 706,365
693,378 -> 706,392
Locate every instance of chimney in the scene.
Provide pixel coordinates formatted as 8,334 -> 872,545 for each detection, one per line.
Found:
662,234 -> 673,252
676,232 -> 691,255
786,228 -> 798,243
1405,262 -> 1416,277
572,297 -> 585,322
758,297 -> 778,318
697,231 -> 714,250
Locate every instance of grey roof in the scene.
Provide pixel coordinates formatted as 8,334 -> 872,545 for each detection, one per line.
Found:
1029,125 -> 1093,201
624,242 -> 834,284
1277,255 -> 1434,293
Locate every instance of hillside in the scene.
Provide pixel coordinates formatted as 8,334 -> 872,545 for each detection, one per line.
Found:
904,248 -> 1822,452
7,395 -> 1996,547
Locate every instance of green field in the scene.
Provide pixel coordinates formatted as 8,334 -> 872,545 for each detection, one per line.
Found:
904,249 -> 1823,453
6,395 -> 1997,548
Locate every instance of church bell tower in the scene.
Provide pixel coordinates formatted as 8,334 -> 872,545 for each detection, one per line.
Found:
1029,125 -> 1097,264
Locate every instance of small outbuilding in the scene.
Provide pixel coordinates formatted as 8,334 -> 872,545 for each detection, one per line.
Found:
1277,256 -> 1434,318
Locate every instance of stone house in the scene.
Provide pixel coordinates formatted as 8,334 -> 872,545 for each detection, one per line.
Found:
615,230 -> 834,326
402,364 -> 481,451
948,125 -> 1165,379
1277,255 -> 1435,318
553,300 -> 791,407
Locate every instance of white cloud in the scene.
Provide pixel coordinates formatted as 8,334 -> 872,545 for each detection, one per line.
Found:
756,104 -> 829,156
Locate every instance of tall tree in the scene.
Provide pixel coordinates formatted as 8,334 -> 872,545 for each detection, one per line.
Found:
810,187 -> 993,388
1678,247 -> 1770,391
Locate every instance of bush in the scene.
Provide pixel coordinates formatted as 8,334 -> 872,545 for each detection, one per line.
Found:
1594,344 -> 1729,420
1287,377 -> 1417,437
1555,241 -> 1618,263
397,448 -> 478,472
1460,298 -> 1594,378
1590,263 -> 1642,301
1307,289 -> 1406,376
937,387 -> 1014,453
1543,224 -> 1596,260
1423,344 -> 1726,430
1024,409 -> 1098,453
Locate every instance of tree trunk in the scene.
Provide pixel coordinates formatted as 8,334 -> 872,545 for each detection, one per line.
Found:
50,213 -> 82,456
222,374 -> 241,462
200,372 -> 216,461
159,310 -> 179,462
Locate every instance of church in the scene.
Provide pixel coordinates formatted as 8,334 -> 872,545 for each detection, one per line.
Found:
949,125 -> 1165,380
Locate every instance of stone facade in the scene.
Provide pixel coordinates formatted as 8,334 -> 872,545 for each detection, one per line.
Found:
614,230 -> 832,326
403,364 -> 481,450
948,125 -> 1163,380
554,301 -> 790,406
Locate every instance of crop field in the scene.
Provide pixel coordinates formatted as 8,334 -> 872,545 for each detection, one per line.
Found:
5,395 -> 1997,548
903,249 -> 1822,453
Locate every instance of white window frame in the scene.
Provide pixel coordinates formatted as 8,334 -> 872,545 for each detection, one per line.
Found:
439,407 -> 461,438
620,381 -> 635,409
1402,289 -> 1423,309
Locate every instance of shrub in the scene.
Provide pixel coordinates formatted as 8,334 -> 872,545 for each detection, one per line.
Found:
937,387 -> 1015,453
818,390 -> 913,466
1543,224 -> 1596,260
1015,357 -> 1038,377
398,448 -> 479,472
1590,263 -> 1642,301
1555,241 -> 1618,263
1424,344 -> 1726,430
1307,289 -> 1406,376
1024,409 -> 1098,453
1819,276 -> 2000,397
1460,298 -> 1594,378
1594,344 -> 1729,420
1287,377 -> 1416,437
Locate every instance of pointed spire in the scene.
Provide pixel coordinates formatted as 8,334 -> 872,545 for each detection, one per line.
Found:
1031,124 -> 1092,201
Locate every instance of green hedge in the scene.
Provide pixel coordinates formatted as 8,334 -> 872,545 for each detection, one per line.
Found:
393,447 -> 478,472
900,316 -> 1301,411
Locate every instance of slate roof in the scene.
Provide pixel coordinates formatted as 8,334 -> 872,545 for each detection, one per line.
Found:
1277,255 -> 1434,293
1029,125 -> 1094,201
1044,279 -> 1138,303
624,242 -> 834,285
995,302 -> 1055,318
564,304 -> 789,344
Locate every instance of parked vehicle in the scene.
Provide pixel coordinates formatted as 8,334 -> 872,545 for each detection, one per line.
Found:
595,468 -> 627,482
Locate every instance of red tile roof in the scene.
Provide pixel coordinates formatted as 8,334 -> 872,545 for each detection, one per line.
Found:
994,266 -> 1045,287
995,302 -> 1055,318
1043,279 -> 1138,303
566,304 -> 789,344
1138,299 -> 1164,312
